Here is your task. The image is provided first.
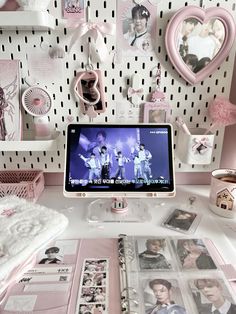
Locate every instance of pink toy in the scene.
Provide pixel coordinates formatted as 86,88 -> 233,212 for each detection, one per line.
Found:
150,90 -> 166,102
207,96 -> 236,133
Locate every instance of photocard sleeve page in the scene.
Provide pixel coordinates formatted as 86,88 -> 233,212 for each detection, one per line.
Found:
118,236 -> 236,313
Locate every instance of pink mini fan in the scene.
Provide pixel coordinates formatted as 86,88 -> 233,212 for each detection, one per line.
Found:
21,86 -> 52,140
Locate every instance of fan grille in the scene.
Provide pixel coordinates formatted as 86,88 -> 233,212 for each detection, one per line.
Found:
22,87 -> 52,117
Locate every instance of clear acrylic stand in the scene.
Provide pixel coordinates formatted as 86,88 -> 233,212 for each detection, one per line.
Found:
86,198 -> 152,223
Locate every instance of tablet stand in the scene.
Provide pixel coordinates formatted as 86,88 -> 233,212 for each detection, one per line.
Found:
86,197 -> 151,223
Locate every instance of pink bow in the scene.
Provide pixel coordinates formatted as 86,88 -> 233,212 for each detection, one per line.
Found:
192,137 -> 212,155
68,21 -> 116,62
1,208 -> 16,217
128,87 -> 144,98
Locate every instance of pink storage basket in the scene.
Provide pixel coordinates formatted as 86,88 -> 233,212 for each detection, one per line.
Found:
0,170 -> 44,202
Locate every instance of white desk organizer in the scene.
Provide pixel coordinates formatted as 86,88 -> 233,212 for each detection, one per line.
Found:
177,128 -> 215,165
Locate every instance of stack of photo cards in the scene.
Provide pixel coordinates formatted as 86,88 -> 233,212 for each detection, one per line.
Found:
76,258 -> 109,314
162,207 -> 202,234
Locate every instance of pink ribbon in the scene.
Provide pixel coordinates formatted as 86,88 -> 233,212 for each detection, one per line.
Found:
192,137 -> 212,154
68,21 -> 116,62
1,208 -> 16,217
128,87 -> 144,98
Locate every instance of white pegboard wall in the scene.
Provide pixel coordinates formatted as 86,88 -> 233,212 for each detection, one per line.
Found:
0,0 -> 235,173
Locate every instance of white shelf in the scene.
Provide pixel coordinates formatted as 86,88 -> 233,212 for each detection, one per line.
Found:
0,11 -> 55,30
0,131 -> 60,151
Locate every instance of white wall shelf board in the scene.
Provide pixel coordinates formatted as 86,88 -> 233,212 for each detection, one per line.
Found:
0,11 -> 55,30
0,131 -> 60,151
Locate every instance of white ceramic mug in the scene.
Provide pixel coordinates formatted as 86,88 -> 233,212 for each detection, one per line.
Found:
209,168 -> 236,218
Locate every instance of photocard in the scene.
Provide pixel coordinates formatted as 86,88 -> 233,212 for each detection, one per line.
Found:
162,208 -> 200,234
142,278 -> 186,314
189,277 -> 236,314
136,237 -> 173,271
37,246 -> 64,265
172,238 -> 217,270
117,0 -> 157,57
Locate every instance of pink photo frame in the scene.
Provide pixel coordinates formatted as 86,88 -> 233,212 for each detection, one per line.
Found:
143,101 -> 171,123
165,6 -> 236,85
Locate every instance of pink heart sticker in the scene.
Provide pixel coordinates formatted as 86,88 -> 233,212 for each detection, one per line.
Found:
165,6 -> 236,85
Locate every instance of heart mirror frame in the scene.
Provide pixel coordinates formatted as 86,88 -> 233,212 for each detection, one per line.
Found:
165,5 -> 236,85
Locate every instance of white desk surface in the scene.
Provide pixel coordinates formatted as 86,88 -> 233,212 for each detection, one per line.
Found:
37,185 -> 236,265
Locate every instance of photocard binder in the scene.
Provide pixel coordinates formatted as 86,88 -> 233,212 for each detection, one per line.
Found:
0,235 -> 235,313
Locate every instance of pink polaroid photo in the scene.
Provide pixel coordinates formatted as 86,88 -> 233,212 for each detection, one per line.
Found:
0,60 -> 21,141
63,0 -> 85,21
117,0 -> 157,57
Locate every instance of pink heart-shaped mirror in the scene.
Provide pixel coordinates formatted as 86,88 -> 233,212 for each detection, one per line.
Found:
165,6 -> 236,85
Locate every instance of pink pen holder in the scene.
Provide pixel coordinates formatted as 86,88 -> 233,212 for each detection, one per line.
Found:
176,128 -> 215,165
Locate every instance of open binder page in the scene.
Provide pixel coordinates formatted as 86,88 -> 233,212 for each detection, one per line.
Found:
0,238 -> 121,314
119,236 -> 236,314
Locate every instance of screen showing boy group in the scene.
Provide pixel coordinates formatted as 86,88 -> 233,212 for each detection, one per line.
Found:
65,124 -> 174,193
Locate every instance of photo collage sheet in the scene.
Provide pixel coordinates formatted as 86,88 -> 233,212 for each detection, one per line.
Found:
1,239 -> 109,314
122,236 -> 236,314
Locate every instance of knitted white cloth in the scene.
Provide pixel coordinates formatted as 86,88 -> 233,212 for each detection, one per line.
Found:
0,196 -> 68,294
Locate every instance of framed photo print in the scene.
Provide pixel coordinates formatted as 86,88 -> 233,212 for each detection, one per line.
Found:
117,0 -> 157,57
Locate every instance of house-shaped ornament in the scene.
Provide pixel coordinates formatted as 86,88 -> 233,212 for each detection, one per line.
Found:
216,188 -> 234,211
